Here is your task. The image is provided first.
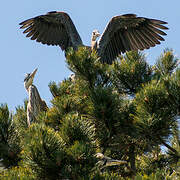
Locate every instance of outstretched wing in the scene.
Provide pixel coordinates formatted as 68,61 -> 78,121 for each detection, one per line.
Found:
19,11 -> 83,51
98,14 -> 168,64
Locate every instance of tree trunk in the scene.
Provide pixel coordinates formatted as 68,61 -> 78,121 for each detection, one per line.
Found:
128,145 -> 136,179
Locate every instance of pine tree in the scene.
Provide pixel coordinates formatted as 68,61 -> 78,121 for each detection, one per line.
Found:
0,47 -> 179,179
0,104 -> 21,168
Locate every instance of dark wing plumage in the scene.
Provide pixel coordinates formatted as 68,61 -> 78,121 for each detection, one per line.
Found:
97,14 -> 168,64
19,11 -> 83,51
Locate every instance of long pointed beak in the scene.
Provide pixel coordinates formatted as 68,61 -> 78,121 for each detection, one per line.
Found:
30,68 -> 38,80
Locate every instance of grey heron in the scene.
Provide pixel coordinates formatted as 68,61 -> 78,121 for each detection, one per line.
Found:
19,12 -> 168,64
95,152 -> 127,168
24,68 -> 48,126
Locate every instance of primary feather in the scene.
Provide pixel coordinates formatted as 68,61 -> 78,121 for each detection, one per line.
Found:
20,11 -> 168,64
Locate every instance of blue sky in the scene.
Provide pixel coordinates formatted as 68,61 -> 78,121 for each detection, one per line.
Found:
1,0 -> 180,111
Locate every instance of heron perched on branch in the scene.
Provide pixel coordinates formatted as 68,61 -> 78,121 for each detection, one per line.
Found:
24,68 -> 48,126
19,11 -> 168,64
95,153 -> 127,168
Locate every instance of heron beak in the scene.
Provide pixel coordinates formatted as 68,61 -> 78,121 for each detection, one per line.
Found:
30,68 -> 38,80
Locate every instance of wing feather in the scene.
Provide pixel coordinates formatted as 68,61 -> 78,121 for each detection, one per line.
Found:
119,31 -> 131,51
129,30 -> 144,50
147,24 -> 167,36
36,22 -> 48,43
124,31 -> 136,50
31,31 -> 39,40
149,23 -> 168,30
19,11 -> 83,51
148,19 -> 167,25
108,42 -> 114,59
23,25 -> 34,33
26,30 -> 35,37
134,29 -> 150,49
98,14 -> 168,64
145,25 -> 165,41
139,28 -> 156,46
112,32 -> 125,54
20,20 -> 33,29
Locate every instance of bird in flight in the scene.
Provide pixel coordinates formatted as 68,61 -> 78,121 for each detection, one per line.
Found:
19,11 -> 168,64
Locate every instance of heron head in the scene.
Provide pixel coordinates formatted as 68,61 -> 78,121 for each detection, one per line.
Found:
92,29 -> 100,40
24,68 -> 38,90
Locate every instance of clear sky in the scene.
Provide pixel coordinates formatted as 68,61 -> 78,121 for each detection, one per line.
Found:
1,0 -> 180,112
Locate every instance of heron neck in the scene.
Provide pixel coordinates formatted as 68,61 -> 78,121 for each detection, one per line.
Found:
91,39 -> 97,50
25,84 -> 34,92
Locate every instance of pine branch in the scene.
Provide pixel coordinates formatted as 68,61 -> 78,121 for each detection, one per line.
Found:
158,136 -> 180,157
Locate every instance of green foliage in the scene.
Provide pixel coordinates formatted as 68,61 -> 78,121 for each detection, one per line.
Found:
13,101 -> 28,132
66,140 -> 96,179
21,123 -> 68,179
91,171 -> 123,180
134,79 -> 176,140
91,87 -> 121,146
0,104 -> 12,146
48,78 -> 93,129
0,166 -> 35,180
0,104 -> 21,168
112,51 -> 152,94
66,47 -> 111,88
0,48 -> 180,179
59,113 -> 95,146
155,49 -> 179,76
59,113 -> 96,178
135,169 -> 167,180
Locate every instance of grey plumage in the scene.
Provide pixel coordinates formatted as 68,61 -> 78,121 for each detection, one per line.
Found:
24,68 -> 47,126
95,153 -> 127,168
20,12 -> 168,64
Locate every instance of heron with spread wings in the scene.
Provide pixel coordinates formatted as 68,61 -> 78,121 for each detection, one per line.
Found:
24,68 -> 48,127
19,11 -> 168,64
